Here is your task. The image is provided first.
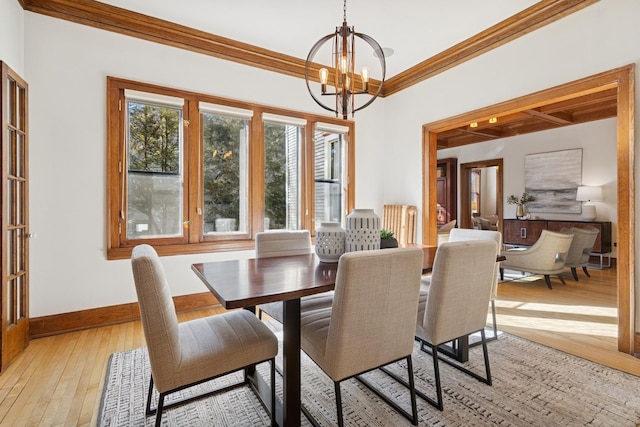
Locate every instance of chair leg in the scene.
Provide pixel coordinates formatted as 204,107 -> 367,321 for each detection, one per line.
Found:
571,267 -> 579,281
491,300 -> 498,339
558,274 -> 567,285
406,356 -> 419,425
582,266 -> 591,278
499,267 -> 504,281
270,359 -> 276,427
334,382 -> 344,427
431,343 -> 444,411
544,275 -> 553,289
146,375 -> 155,415
155,392 -> 165,427
480,329 -> 492,386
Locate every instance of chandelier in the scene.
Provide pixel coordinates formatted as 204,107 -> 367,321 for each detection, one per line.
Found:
305,0 -> 386,119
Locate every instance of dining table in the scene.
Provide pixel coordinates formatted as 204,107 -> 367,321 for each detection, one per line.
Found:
191,244 -> 436,426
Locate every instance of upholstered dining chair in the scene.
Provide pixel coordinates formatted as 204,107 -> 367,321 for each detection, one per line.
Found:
560,226 -> 600,280
499,229 -> 574,289
255,230 -> 334,322
299,248 -> 424,426
131,244 -> 278,427
415,240 -> 499,410
448,228 -> 502,341
437,219 -> 457,245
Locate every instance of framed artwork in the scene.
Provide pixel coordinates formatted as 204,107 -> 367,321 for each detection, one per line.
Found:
524,148 -> 582,214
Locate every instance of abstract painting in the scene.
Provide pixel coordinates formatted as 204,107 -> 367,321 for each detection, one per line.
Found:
524,148 -> 582,214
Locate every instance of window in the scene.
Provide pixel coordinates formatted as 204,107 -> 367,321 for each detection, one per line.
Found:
107,78 -> 354,259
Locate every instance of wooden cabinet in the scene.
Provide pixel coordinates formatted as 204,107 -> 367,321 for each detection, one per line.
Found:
503,219 -> 612,253
436,158 -> 457,226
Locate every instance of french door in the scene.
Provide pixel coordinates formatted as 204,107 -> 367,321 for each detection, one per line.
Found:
1,61 -> 29,371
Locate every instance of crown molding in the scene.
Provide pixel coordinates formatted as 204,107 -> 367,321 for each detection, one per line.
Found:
21,0 -> 597,97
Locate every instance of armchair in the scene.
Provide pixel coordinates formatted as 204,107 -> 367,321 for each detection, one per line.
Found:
560,227 -> 600,280
500,230 -> 574,289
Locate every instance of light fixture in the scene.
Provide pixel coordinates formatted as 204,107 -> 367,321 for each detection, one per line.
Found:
488,117 -> 498,124
469,122 -> 478,128
576,186 -> 603,221
305,0 -> 386,119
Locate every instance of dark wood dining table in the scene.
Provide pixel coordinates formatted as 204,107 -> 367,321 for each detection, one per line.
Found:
191,244 -> 436,426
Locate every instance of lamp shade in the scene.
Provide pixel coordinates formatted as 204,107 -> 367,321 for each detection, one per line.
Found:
576,186 -> 603,202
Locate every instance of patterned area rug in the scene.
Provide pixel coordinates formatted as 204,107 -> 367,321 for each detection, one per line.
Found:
98,332 -> 640,426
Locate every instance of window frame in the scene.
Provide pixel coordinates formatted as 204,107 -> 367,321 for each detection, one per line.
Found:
106,77 -> 355,259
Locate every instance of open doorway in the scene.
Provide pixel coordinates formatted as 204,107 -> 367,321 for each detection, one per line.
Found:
422,65 -> 635,355
460,159 -> 503,231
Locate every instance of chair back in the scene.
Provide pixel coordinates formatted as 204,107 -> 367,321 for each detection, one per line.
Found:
255,230 -> 312,258
529,229 -> 574,269
561,227 -> 599,265
324,248 -> 424,381
449,228 -> 502,299
419,240 -> 498,345
131,244 -> 181,388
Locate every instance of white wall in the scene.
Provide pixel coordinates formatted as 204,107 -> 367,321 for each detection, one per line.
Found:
439,119 -> 617,246
16,0 -> 640,332
0,0 -> 24,73
384,0 -> 639,328
22,12 -> 385,317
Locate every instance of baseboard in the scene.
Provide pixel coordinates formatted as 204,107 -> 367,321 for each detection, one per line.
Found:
29,292 -> 220,339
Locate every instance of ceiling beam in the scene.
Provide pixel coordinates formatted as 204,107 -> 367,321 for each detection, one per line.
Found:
524,109 -> 574,125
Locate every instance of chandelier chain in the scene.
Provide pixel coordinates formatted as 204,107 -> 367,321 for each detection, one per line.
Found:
343,0 -> 347,23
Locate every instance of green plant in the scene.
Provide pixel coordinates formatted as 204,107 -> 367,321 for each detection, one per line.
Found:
507,192 -> 536,205
380,229 -> 395,239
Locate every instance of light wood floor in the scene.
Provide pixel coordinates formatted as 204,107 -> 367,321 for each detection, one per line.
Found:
0,266 -> 637,426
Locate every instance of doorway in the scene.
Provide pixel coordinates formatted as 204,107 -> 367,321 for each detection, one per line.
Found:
460,159 -> 503,230
422,65 -> 635,355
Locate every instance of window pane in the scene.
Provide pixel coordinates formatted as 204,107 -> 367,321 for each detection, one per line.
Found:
126,101 -> 183,239
202,113 -> 248,234
314,130 -> 345,227
264,122 -> 301,230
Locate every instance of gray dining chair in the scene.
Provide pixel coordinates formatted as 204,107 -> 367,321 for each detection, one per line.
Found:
299,247 -> 424,426
255,230 -> 334,322
415,240 -> 498,410
131,244 -> 278,427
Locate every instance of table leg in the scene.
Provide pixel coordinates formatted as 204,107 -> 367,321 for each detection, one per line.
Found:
282,299 -> 301,426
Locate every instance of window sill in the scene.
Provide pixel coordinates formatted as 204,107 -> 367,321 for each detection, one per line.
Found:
107,240 -> 255,260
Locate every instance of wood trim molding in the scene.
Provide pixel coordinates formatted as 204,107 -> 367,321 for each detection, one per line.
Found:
29,292 -> 220,339
423,64 -> 636,355
635,333 -> 640,356
20,0 -> 597,96
384,0 -> 598,96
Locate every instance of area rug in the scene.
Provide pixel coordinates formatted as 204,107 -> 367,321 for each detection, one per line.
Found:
98,333 -> 640,426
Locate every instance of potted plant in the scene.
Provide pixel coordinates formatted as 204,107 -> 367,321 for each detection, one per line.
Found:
507,192 -> 536,219
380,229 -> 398,249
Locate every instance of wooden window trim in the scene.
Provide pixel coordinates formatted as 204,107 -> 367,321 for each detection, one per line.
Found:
106,76 -> 355,260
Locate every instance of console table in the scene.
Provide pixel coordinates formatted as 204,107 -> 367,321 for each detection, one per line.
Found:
502,219 -> 612,254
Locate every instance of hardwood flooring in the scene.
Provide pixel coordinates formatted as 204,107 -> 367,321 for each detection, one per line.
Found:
0,266 -> 637,426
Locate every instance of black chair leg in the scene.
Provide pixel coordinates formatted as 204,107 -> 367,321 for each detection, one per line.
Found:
155,393 -> 165,427
582,266 -> 591,277
431,343 -> 444,410
480,329 -> 492,386
499,267 -> 504,281
406,357 -> 419,425
335,382 -> 344,427
146,376 -> 155,415
571,267 -> 579,281
270,359 -> 276,427
544,275 -> 553,289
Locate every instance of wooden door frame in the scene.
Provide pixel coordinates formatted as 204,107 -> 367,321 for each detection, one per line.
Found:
460,159 -> 504,230
422,64 -> 636,354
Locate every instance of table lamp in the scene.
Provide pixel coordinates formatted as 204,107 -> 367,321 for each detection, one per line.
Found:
576,186 -> 602,221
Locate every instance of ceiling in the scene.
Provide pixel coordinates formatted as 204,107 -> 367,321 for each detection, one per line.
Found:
94,0 -> 540,78
21,0 -> 609,144
436,87 -> 618,149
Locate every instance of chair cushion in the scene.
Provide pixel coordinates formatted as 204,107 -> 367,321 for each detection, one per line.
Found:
156,310 -> 278,393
